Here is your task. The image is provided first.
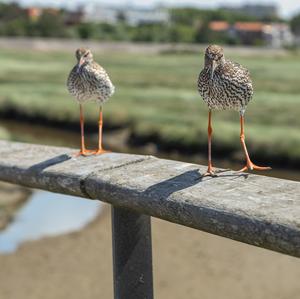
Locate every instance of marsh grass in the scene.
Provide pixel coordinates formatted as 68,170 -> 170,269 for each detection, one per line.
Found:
0,49 -> 299,165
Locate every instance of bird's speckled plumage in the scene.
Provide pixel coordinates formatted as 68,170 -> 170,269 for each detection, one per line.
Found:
197,45 -> 253,111
67,48 -> 115,104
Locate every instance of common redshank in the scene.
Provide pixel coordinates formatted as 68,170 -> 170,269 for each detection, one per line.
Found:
67,48 -> 115,156
197,45 -> 271,176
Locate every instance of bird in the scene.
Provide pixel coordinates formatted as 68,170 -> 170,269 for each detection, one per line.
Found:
197,45 -> 271,176
67,48 -> 115,156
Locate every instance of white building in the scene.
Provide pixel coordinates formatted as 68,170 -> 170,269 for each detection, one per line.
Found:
83,4 -> 169,25
83,4 -> 119,24
123,7 -> 169,26
209,21 -> 295,48
263,23 -> 295,48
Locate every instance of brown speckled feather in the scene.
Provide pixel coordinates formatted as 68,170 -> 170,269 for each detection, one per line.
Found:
198,47 -> 253,111
67,53 -> 115,104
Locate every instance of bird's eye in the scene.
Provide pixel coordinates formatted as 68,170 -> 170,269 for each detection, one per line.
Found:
84,53 -> 89,58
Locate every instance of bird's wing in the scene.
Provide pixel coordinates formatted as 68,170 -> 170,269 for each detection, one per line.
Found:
89,62 -> 112,83
88,62 -> 115,100
91,61 -> 105,72
66,66 -> 78,95
218,60 -> 254,105
222,60 -> 251,81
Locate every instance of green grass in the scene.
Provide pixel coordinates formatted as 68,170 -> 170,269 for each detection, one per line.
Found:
0,126 -> 10,140
0,48 -> 299,165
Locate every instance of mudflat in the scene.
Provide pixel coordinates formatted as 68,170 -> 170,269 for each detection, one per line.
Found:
0,204 -> 299,299
0,182 -> 30,230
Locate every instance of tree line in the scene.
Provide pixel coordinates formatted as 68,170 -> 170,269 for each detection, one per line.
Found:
0,3 -> 299,45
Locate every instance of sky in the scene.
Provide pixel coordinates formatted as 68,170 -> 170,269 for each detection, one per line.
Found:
16,0 -> 300,19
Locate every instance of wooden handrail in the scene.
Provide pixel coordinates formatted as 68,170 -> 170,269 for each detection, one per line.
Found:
0,140 -> 299,258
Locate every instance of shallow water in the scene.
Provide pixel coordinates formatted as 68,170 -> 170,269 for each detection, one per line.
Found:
0,191 -> 101,254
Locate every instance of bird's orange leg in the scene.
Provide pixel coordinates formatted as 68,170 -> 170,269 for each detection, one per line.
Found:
75,104 -> 94,156
238,113 -> 271,172
95,105 -> 110,155
203,110 -> 216,176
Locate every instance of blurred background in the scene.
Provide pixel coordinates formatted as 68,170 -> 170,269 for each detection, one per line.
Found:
0,0 -> 299,298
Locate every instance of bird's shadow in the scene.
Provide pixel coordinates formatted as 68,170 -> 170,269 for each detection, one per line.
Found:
28,154 -> 72,173
27,153 -> 249,200
143,169 -> 248,200
207,169 -> 249,180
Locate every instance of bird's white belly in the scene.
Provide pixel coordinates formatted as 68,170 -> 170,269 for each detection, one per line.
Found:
73,81 -> 114,104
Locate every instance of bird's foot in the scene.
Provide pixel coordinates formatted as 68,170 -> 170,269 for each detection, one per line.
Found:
238,161 -> 271,172
94,148 -> 111,155
202,166 -> 218,177
74,149 -> 96,157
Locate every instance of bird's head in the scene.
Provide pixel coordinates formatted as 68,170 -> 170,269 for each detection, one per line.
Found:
204,45 -> 225,79
75,48 -> 93,73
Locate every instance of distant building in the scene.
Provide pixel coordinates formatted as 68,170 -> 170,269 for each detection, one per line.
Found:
25,7 -> 42,21
64,7 -> 85,25
82,4 -> 169,25
234,22 -> 266,45
221,4 -> 278,19
209,21 -> 229,32
123,7 -> 169,26
209,21 -> 294,47
83,4 -> 119,24
25,7 -> 61,20
262,23 -> 294,48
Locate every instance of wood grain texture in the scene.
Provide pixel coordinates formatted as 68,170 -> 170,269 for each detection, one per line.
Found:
0,141 -> 299,257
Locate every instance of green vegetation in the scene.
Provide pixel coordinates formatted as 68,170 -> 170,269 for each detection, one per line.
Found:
291,13 -> 300,36
0,126 -> 10,139
0,3 -> 70,37
0,3 -> 285,45
75,8 -> 269,44
0,49 -> 299,166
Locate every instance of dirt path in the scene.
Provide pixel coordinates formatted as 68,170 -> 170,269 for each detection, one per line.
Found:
0,204 -> 299,299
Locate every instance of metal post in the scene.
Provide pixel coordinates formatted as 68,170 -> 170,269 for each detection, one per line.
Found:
112,206 -> 154,299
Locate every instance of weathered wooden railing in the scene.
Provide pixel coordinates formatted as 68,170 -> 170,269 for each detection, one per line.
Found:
0,141 -> 299,298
